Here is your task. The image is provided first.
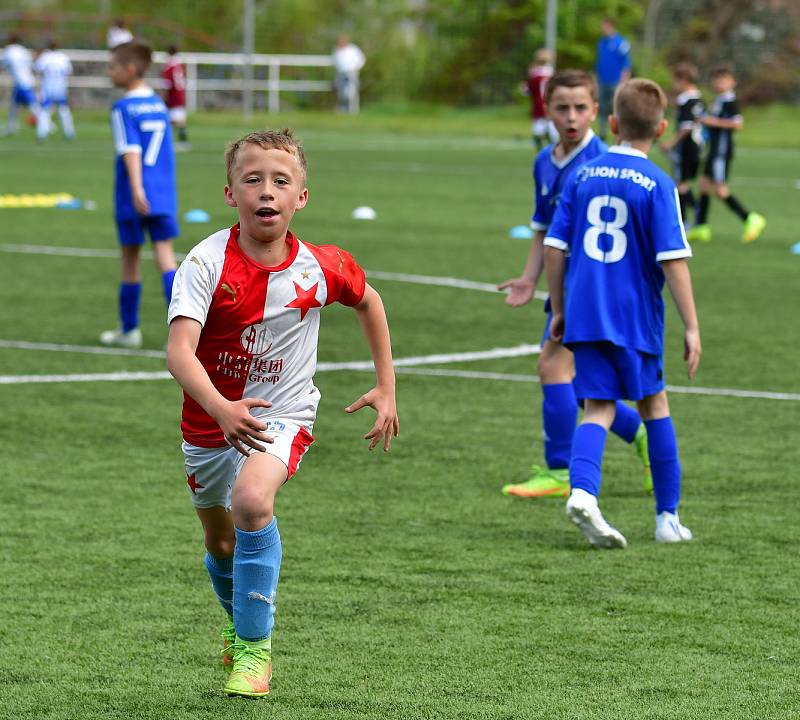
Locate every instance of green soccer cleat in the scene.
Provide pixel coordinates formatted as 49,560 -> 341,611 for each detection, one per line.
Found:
686,223 -> 712,243
224,636 -> 272,698
221,618 -> 236,674
502,465 -> 570,499
634,425 -> 653,495
742,212 -> 766,244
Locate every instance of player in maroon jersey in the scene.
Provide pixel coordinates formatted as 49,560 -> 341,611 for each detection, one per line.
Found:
522,48 -> 557,150
161,45 -> 189,149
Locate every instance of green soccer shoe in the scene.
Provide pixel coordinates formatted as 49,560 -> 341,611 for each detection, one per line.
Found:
634,425 -> 653,495
742,212 -> 766,243
224,636 -> 272,698
502,465 -> 570,499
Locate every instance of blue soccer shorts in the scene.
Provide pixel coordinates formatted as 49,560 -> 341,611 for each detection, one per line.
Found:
571,341 -> 664,401
116,214 -> 179,246
13,86 -> 36,106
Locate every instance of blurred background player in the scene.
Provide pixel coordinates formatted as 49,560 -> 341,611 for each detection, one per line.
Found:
521,48 -> 558,150
687,64 -> 766,244
498,70 -> 650,501
107,18 -> 133,49
34,39 -> 75,141
659,62 -> 704,224
162,44 -> 189,150
101,40 -> 179,349
2,34 -> 40,135
332,34 -> 365,114
167,129 -> 399,698
595,17 -> 631,141
544,78 -> 701,549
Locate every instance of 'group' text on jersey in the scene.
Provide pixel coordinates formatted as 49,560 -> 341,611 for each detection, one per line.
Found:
544,146 -> 691,356
168,225 -> 366,447
531,130 -> 607,231
110,87 -> 176,220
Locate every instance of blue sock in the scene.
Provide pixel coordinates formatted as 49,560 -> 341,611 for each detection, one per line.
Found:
645,417 -> 681,514
161,269 -> 177,306
610,401 -> 641,443
119,282 -> 141,332
233,518 -> 282,641
542,383 -> 578,470
569,423 -> 607,496
204,552 -> 233,617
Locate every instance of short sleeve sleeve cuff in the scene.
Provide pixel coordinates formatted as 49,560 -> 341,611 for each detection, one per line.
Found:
656,248 -> 693,261
543,236 -> 568,251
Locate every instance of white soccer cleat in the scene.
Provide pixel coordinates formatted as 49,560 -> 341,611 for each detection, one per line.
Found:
655,511 -> 693,543
99,327 -> 142,349
566,488 -> 627,549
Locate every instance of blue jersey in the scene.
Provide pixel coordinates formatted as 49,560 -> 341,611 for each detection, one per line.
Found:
596,33 -> 631,86
531,131 -> 607,231
544,146 -> 691,356
111,87 -> 176,221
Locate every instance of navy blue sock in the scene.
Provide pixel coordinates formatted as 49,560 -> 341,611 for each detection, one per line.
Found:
724,194 -> 749,221
696,194 -> 710,224
233,518 -> 282,641
204,552 -> 233,617
119,282 -> 141,332
541,383 -> 578,470
645,417 -> 681,514
569,423 -> 607,496
610,401 -> 641,443
161,269 -> 177,306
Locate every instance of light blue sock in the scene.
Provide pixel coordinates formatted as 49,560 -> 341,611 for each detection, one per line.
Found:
204,552 -> 233,617
542,383 -> 578,470
233,518 -> 282,642
610,401 -> 641,443
119,282 -> 141,332
646,417 -> 681,514
161,269 -> 177,306
569,423 -> 607,497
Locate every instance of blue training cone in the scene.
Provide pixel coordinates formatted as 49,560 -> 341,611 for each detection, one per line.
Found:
509,225 -> 534,240
791,241 -> 800,255
184,208 -> 210,223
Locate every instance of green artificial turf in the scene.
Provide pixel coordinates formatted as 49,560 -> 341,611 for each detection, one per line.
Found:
0,108 -> 798,719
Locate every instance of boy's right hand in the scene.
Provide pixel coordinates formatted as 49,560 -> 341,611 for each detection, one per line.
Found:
214,398 -> 274,456
132,187 -> 151,216
684,328 -> 701,379
549,312 -> 565,343
497,277 -> 535,307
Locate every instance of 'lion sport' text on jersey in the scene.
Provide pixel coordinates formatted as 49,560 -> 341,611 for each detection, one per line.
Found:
34,49 -> 72,105
531,130 -> 607,231
111,87 -> 176,221
168,225 -> 366,447
544,146 -> 691,356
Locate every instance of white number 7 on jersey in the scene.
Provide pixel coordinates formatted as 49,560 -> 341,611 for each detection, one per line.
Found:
140,119 -> 166,167
583,194 -> 628,263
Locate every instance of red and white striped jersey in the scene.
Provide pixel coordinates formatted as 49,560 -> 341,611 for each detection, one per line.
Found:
168,224 -> 366,447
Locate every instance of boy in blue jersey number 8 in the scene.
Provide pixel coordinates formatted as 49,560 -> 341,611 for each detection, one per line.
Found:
499,70 -> 651,501
544,78 -> 701,548
100,41 -> 179,349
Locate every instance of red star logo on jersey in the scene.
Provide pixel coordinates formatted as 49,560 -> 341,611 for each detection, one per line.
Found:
285,281 -> 322,320
187,473 -> 205,494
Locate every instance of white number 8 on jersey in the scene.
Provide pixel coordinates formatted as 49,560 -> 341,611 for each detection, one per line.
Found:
582,194 -> 628,263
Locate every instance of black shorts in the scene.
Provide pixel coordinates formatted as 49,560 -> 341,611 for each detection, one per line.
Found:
704,152 -> 732,184
673,144 -> 700,184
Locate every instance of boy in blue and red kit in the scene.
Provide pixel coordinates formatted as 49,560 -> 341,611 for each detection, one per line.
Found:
499,70 -> 650,501
167,129 -> 399,697
101,40 -> 179,348
545,78 -> 701,548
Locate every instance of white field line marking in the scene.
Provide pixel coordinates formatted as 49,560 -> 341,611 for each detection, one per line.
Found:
0,244 -> 543,299
0,339 -> 166,358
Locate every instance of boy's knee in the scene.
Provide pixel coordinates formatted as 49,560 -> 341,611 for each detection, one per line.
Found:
205,534 -> 235,559
637,391 -> 670,421
538,343 -> 573,384
714,184 -> 729,199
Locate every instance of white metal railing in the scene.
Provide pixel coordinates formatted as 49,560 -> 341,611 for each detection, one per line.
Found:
0,48 -> 335,114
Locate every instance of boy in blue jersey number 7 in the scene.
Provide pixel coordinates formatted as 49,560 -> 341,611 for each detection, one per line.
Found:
499,70 -> 650,501
101,40 -> 179,349
544,79 -> 701,548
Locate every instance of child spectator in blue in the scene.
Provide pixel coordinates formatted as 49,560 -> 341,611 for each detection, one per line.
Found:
101,40 -> 179,348
544,78 -> 701,548
499,70 -> 650,501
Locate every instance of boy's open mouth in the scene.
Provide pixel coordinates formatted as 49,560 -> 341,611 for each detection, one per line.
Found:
256,207 -> 279,218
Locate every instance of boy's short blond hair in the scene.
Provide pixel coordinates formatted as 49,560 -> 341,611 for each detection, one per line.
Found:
544,69 -> 598,104
111,40 -> 151,77
613,78 -> 668,141
225,129 -> 308,185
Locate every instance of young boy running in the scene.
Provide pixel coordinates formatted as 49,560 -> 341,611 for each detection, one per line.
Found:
659,63 -> 704,224
687,64 -> 765,244
499,70 -> 650,500
544,79 -> 701,549
101,40 -> 179,348
167,129 -> 399,697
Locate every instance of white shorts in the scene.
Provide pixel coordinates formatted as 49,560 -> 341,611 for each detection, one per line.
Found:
182,416 -> 314,510
169,107 -> 187,124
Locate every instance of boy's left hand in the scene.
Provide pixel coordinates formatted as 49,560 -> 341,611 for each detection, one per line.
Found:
345,386 -> 399,452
